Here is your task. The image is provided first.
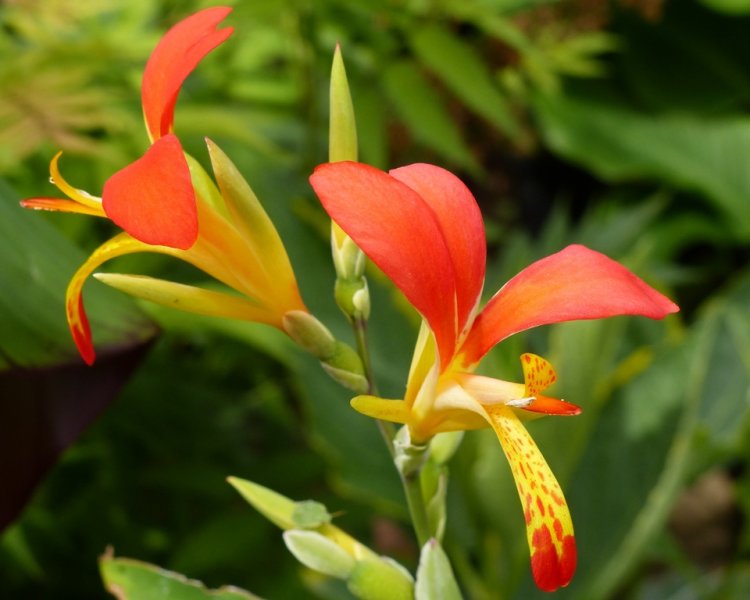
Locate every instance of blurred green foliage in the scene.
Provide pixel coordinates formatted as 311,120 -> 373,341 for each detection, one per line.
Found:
1,0 -> 750,598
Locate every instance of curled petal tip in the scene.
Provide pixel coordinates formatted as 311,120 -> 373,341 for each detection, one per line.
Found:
142,6 -> 233,140
66,294 -> 95,365
102,135 -> 197,250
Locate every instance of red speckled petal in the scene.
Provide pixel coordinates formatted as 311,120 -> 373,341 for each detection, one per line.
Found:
459,245 -> 679,367
142,7 -> 233,140
482,404 -> 577,592
389,163 -> 485,334
310,161 -> 457,364
103,135 -> 198,250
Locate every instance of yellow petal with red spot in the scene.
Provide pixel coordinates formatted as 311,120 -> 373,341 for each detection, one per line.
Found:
519,354 -> 581,416
521,353 -> 557,396
482,404 -> 577,592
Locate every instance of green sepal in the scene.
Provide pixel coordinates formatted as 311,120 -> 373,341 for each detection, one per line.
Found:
283,530 -> 355,580
415,539 -> 462,599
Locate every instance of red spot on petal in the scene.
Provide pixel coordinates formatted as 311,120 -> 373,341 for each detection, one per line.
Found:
536,496 -> 546,516
553,518 -> 563,541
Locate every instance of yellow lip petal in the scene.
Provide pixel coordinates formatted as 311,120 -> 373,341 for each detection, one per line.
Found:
481,404 -> 577,592
350,395 -> 411,424
93,274 -> 280,327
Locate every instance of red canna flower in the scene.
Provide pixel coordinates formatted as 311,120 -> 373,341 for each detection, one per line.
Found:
22,8 -> 306,364
310,161 -> 678,591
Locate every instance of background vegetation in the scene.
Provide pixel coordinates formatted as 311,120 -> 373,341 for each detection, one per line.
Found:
1,0 -> 749,598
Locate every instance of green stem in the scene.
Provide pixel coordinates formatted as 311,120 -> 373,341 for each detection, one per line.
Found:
400,465 -> 431,548
351,315 -> 396,456
350,314 -> 431,547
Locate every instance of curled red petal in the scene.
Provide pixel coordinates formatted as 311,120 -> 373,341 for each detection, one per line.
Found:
102,135 -> 198,250
459,244 -> 679,366
310,161 -> 457,364
389,163 -> 486,334
142,7 -> 233,140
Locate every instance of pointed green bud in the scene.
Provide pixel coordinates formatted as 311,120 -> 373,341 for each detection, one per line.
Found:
329,44 -> 357,163
283,530 -> 356,580
429,431 -> 464,465
292,501 -> 331,529
347,556 -> 414,600
282,310 -> 337,360
415,539 -> 462,600
227,477 -> 297,530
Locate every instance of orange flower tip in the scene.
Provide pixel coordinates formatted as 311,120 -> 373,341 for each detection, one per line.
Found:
521,396 -> 582,416
102,135 -> 198,250
530,527 -> 577,592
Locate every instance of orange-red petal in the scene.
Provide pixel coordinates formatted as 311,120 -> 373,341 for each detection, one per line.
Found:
141,6 -> 233,140
389,163 -> 485,335
102,134 -> 198,250
310,161 -> 458,364
459,245 -> 679,367
483,404 -> 577,591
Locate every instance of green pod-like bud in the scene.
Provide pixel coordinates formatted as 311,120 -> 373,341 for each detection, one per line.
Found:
283,530 -> 356,580
282,310 -> 337,360
334,278 -> 371,321
347,556 -> 414,600
429,431 -> 464,466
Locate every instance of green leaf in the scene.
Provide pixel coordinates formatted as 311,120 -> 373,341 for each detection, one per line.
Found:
99,552 -> 262,599
410,25 -> 518,137
0,179 -> 154,528
534,93 -> 750,239
382,60 -> 479,172
0,179 -> 154,369
415,539 -> 463,600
